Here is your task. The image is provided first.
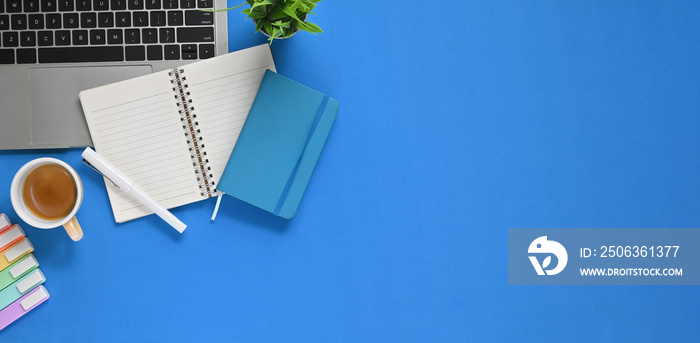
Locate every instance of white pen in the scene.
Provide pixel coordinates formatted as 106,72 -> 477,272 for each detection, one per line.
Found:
81,147 -> 187,233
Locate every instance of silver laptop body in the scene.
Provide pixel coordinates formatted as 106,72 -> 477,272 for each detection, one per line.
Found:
0,0 -> 228,149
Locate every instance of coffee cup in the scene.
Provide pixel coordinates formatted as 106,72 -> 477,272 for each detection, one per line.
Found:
10,158 -> 84,241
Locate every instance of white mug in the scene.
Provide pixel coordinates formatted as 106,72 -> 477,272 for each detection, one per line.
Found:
10,158 -> 84,241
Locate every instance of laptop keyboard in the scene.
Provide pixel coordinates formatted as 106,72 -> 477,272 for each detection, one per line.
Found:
0,0 -> 217,64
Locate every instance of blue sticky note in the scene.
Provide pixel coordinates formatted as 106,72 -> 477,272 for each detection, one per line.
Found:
217,70 -> 339,219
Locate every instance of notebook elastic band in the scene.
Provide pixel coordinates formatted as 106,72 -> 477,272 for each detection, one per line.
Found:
274,95 -> 329,216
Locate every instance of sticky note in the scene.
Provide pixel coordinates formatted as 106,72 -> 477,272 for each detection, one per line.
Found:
0,255 -> 39,293
0,225 -> 25,253
0,285 -> 49,331
0,239 -> 34,272
0,269 -> 45,311
0,214 -> 10,233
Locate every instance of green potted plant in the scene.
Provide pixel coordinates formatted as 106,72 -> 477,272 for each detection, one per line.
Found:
211,0 -> 324,44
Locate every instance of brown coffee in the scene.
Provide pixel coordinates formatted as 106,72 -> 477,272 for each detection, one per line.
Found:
22,164 -> 77,221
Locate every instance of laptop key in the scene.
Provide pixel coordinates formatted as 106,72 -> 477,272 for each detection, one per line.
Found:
150,10 -> 165,26
63,13 -> 79,28
38,46 -> 123,62
199,43 -> 213,59
146,44 -> 161,60
72,29 -> 88,44
181,43 -> 195,59
37,30 -> 52,45
81,12 -> 96,27
20,31 -> 35,46
24,0 -> 40,12
176,27 -> 213,42
125,45 -> 144,60
184,10 -> 212,25
2,31 -> 18,47
115,12 -> 129,26
76,0 -> 90,10
90,29 -> 105,44
107,28 -> 122,43
167,10 -> 182,26
58,0 -> 74,11
54,30 -> 70,45
46,13 -> 61,28
0,49 -> 14,63
93,0 -> 108,10
98,12 -> 113,27
41,0 -> 57,11
145,0 -> 159,9
11,14 -> 27,30
163,0 -> 176,9
6,0 -> 22,13
164,44 -> 178,59
28,14 -> 43,29
159,27 -> 174,42
125,28 -> 139,43
0,15 -> 9,30
128,0 -> 143,9
133,11 -> 148,26
110,0 -> 125,10
142,27 -> 156,43
17,48 -> 36,63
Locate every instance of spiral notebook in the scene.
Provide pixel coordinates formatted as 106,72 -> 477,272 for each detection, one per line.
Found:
79,44 -> 276,223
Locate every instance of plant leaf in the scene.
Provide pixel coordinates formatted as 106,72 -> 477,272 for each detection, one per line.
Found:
269,7 -> 288,20
250,0 -> 274,10
304,21 -> 322,33
200,1 -> 246,12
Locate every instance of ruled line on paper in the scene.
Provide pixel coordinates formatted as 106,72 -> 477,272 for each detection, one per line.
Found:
120,154 -> 186,173
98,117 -> 175,140
117,190 -> 200,212
106,139 -> 186,164
195,78 -> 261,100
186,67 -> 267,90
93,100 -> 173,127
94,106 -> 174,132
91,91 -> 171,114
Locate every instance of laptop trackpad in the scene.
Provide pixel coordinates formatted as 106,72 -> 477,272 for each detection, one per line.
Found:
28,66 -> 152,147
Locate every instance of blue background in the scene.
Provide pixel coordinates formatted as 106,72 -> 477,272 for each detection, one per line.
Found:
1,1 -> 700,341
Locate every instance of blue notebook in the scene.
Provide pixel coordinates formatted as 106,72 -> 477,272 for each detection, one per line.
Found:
217,70 -> 339,219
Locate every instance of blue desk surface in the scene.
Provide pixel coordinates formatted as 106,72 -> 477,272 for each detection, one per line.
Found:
2,2 -> 700,341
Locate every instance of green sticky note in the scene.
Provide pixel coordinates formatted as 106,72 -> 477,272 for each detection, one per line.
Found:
0,254 -> 38,293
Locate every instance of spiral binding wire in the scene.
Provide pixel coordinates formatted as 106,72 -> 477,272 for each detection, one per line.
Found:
170,68 -> 218,197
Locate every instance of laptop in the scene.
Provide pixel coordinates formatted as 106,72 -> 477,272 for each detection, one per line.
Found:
0,0 -> 228,149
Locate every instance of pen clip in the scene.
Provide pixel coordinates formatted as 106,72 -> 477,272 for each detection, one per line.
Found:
82,158 -> 119,188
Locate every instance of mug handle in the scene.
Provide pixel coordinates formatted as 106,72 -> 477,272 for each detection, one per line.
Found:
63,216 -> 83,241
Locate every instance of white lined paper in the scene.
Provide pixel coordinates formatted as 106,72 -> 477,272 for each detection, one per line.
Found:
80,70 -> 201,222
